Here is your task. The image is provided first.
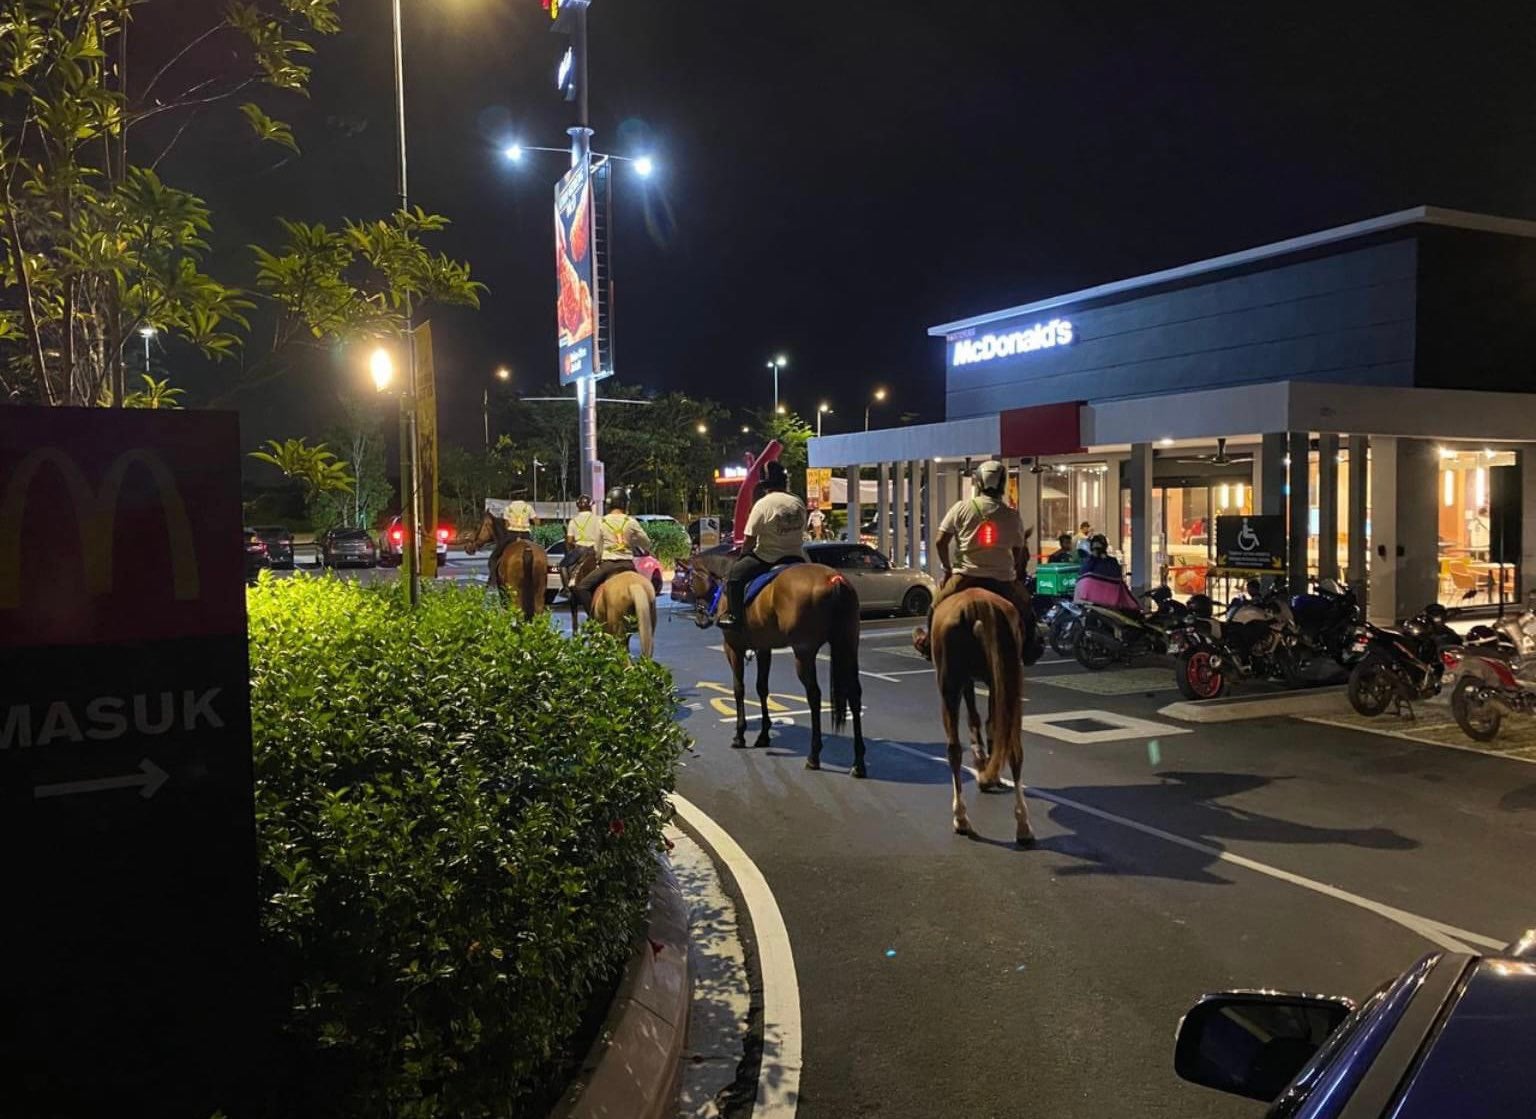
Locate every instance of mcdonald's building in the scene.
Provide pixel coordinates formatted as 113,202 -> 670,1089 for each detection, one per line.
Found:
809,205 -> 1536,623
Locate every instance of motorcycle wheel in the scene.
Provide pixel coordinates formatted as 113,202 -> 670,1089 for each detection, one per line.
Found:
1049,611 -> 1079,656
1451,676 -> 1503,742
1347,655 -> 1396,717
1074,629 -> 1116,671
1176,649 -> 1227,700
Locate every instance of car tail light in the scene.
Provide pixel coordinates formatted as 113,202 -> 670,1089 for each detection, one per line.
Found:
437,527 -> 450,543
391,528 -> 403,544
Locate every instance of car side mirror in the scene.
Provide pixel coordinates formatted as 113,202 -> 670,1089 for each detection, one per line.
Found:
1174,991 -> 1354,1102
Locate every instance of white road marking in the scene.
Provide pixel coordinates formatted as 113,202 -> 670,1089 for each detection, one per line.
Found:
671,793 -> 802,1119
1020,709 -> 1191,745
871,738 -> 1505,954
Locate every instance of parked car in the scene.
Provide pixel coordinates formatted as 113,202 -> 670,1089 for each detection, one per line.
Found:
804,541 -> 936,616
1174,931 -> 1536,1116
250,524 -> 294,569
544,539 -> 665,598
378,515 -> 449,569
243,527 -> 269,585
319,528 -> 377,568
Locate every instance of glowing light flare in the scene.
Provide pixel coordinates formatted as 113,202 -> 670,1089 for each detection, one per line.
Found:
634,156 -> 655,178
370,347 -> 395,392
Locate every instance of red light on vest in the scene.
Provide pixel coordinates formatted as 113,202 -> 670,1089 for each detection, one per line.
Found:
977,520 -> 998,548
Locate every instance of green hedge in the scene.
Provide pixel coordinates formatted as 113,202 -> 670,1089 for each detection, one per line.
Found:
532,522 -> 566,549
643,520 -> 690,565
247,576 -> 685,1117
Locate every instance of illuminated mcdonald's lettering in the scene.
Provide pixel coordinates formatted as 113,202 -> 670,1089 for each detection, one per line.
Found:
0,447 -> 199,609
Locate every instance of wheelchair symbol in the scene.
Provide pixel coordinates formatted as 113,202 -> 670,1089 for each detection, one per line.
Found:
1237,519 -> 1261,551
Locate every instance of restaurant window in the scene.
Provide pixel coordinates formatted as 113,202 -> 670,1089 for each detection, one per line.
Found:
1037,463 -> 1109,556
1437,447 -> 1517,607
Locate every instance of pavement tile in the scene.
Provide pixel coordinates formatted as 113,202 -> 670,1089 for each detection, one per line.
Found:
1033,666 -> 1177,694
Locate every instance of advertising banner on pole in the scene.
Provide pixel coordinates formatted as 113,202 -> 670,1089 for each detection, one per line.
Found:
0,407 -> 256,1117
556,163 -> 597,386
806,467 -> 833,510
415,321 -> 439,578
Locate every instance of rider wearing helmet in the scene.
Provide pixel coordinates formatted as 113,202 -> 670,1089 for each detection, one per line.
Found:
558,493 -> 600,598
1079,533 -> 1123,580
574,487 -> 652,614
915,459 -> 1033,658
717,460 -> 807,629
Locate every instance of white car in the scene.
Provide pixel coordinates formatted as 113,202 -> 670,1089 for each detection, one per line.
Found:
803,541 -> 937,616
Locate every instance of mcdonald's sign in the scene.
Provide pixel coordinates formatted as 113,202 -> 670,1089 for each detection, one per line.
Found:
0,407 -> 256,1116
0,408 -> 243,648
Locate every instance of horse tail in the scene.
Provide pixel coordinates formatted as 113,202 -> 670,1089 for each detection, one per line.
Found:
827,574 -> 861,733
632,578 -> 656,659
520,546 -> 536,623
978,597 -> 1023,788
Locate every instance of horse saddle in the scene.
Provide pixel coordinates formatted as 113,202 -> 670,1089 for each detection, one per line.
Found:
708,560 -> 800,615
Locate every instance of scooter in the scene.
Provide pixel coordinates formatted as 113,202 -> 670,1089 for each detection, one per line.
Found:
1073,586 -> 1189,671
1446,651 -> 1536,741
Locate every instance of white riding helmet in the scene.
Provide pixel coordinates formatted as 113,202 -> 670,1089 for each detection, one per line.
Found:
973,459 -> 1007,497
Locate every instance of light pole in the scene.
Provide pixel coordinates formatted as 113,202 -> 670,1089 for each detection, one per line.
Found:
817,402 -> 831,438
865,386 -> 888,431
531,457 -> 544,505
388,0 -> 421,607
371,344 -> 419,606
766,355 -> 787,411
138,325 -> 155,375
484,365 -> 511,449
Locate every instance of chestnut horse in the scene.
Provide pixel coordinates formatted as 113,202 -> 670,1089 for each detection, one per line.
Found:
692,560 -> 867,776
466,511 -> 548,622
590,569 -> 657,658
931,588 -> 1032,844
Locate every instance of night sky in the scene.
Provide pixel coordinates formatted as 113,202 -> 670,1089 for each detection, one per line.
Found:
163,0 -> 1536,450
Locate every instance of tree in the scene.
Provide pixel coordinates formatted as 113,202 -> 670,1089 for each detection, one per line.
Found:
249,437 -> 353,499
120,373 -> 184,409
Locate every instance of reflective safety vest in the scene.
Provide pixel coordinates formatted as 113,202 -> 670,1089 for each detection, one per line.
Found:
504,501 -> 534,532
601,513 -> 638,559
568,509 -> 601,547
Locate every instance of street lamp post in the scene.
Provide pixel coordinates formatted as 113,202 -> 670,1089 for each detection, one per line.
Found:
865,386 -> 888,431
138,325 -> 155,375
817,402 -> 830,438
766,355 -> 787,411
484,365 -> 511,449
389,0 -> 421,607
531,457 -> 544,505
372,345 -> 419,606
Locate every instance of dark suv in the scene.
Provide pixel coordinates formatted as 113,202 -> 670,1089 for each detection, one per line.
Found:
251,525 -> 294,569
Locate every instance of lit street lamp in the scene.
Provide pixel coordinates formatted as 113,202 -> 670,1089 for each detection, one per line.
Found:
531,456 -> 544,505
138,325 -> 156,375
766,354 -> 787,411
817,402 -> 831,438
370,344 -> 421,607
865,386 -> 888,431
484,365 -> 511,449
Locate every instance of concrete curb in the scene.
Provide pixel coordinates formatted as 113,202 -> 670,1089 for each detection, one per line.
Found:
551,859 -> 692,1119
1159,684 -> 1352,723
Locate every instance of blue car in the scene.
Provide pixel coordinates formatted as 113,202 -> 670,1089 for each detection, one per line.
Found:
1175,931 -> 1536,1115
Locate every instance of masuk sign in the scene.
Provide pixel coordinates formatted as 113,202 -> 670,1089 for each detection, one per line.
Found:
0,408 -> 256,1117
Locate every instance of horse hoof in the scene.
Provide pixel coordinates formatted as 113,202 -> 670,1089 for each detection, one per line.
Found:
953,821 -> 972,836
849,763 -> 867,779
754,737 -> 772,750
1016,833 -> 1036,848
804,758 -> 820,771
730,739 -> 747,750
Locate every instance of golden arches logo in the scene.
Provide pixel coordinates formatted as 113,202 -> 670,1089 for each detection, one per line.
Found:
0,447 -> 199,609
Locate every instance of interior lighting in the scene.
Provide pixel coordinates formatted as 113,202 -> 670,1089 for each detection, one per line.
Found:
1235,483 -> 1245,508
1476,467 -> 1487,506
1443,470 -> 1455,507
1159,437 -> 1174,447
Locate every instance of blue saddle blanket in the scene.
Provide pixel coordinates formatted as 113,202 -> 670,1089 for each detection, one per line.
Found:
709,564 -> 797,614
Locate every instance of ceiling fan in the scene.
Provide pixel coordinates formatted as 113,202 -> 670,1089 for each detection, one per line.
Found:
1173,437 -> 1253,466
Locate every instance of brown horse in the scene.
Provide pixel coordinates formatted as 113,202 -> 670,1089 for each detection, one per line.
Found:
591,569 -> 657,658
466,511 -> 548,622
692,561 -> 866,776
931,588 -> 1032,844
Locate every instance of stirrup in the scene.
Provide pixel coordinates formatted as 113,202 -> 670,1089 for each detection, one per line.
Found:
717,614 -> 742,630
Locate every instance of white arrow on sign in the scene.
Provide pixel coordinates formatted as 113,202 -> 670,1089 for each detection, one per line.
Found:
33,758 -> 170,801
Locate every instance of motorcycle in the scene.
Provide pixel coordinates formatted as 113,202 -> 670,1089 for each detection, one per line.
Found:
1287,577 -> 1365,667
1446,650 -> 1535,742
1043,599 -> 1086,655
1073,585 -> 1189,671
1346,601 -> 1516,717
1168,589 -> 1302,699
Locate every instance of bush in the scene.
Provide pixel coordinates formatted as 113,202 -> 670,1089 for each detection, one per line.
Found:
247,576 -> 685,1117
644,520 -> 690,565
532,522 -> 566,549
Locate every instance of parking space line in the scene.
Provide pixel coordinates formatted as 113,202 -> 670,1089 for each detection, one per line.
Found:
870,737 -> 1505,954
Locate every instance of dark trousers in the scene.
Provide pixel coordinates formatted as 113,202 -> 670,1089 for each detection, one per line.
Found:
487,530 -> 531,590
725,553 -> 775,620
575,558 -> 635,612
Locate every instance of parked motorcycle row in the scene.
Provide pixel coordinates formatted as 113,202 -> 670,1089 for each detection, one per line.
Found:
1039,576 -> 1367,700
1036,570 -> 1536,743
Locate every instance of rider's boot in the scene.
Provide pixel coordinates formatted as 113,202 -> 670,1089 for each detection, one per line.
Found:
717,579 -> 745,629
912,627 -> 932,660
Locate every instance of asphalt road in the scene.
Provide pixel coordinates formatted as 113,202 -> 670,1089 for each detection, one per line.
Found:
650,607 -> 1536,1119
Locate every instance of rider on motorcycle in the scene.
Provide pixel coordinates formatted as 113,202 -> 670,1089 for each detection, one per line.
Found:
718,460 -> 807,629
1078,534 -> 1123,580
915,459 -> 1033,658
558,494 -> 600,598
574,488 -> 652,615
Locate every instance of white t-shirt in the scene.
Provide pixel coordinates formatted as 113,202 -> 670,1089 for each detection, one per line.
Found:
567,509 -> 601,547
939,495 -> 1025,581
745,492 -> 808,563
